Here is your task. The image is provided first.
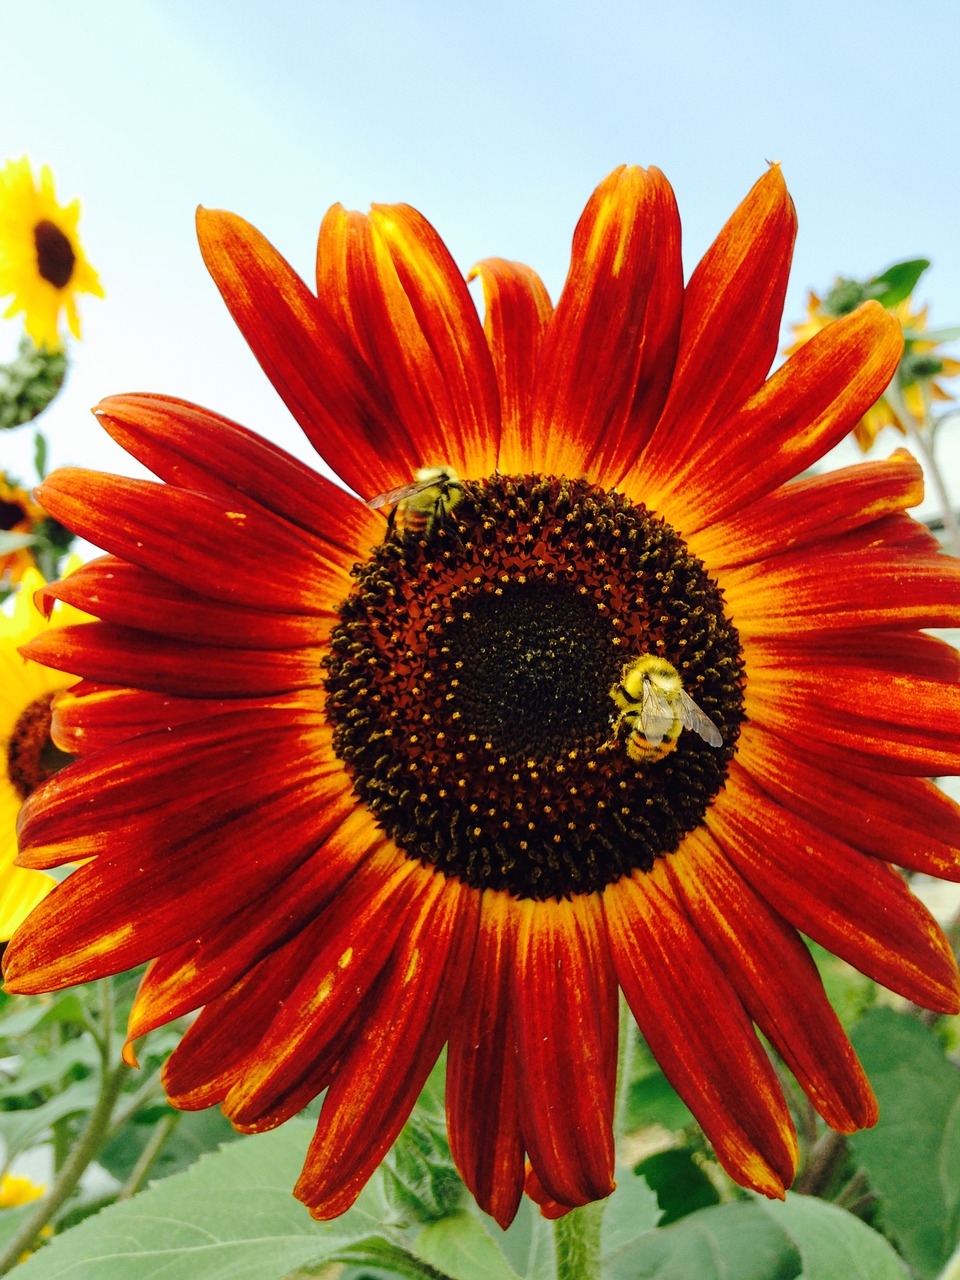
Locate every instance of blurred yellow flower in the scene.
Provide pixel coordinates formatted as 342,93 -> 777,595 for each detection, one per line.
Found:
0,1172 -> 45,1209
0,565 -> 86,939
0,158 -> 104,350
787,281 -> 960,452
0,473 -> 45,589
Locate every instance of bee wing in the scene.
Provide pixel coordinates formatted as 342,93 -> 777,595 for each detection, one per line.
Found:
364,478 -> 435,510
640,682 -> 676,746
676,690 -> 723,747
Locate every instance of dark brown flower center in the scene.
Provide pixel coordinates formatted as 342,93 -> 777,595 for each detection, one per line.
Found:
34,219 -> 76,290
0,498 -> 27,532
6,692 -> 72,799
325,475 -> 744,899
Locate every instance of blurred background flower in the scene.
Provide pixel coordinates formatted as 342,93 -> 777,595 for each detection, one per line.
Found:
0,157 -> 103,351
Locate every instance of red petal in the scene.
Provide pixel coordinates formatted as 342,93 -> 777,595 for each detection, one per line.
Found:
630,301 -> 902,532
691,449 -> 925,570
604,865 -> 797,1197
51,684 -> 310,756
294,874 -> 480,1219
223,846 -> 431,1132
446,890 -> 525,1229
736,722 -> 960,881
36,469 -> 350,614
625,166 -> 796,495
707,767 -> 960,1012
17,704 -> 335,864
666,828 -> 877,1131
22,622 -> 325,698
197,207 -> 414,499
366,203 -> 501,475
743,637 -> 960,775
511,894 -> 617,1207
40,558 -> 325,650
531,166 -> 679,484
469,258 -> 552,475
721,539 -> 960,638
124,806 -> 384,1063
93,394 -> 384,557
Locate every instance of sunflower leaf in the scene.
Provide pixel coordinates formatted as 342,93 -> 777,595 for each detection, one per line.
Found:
849,1007 -> 960,1278
603,1194 -> 906,1280
9,1123 -> 411,1280
757,1195 -> 909,1279
412,1210 -> 521,1280
865,258 -> 931,309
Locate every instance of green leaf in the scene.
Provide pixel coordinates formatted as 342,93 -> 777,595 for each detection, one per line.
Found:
849,1008 -> 960,1277
634,1148 -> 719,1224
97,1106 -> 240,1184
866,258 -> 931,308
604,1200 -> 802,1279
625,1070 -> 694,1133
33,429 -> 48,481
0,994 -> 87,1038
413,1210 -> 520,1280
758,1194 -> 908,1279
11,1122 -> 408,1280
0,1038 -> 99,1096
600,1169 -> 661,1256
0,1079 -> 100,1160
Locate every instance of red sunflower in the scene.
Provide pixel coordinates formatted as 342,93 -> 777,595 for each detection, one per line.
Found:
5,165 -> 960,1228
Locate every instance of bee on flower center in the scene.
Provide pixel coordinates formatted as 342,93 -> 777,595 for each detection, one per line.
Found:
610,654 -> 723,764
365,465 -> 463,540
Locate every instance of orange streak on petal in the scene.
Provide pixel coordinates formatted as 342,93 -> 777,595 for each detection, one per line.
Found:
469,258 -> 552,475
362,203 -> 501,478
603,864 -> 797,1197
636,301 -> 903,533
625,166 -> 796,501
196,206 -> 413,500
688,450 -> 924,570
532,166 -> 677,484
93,393 -> 385,560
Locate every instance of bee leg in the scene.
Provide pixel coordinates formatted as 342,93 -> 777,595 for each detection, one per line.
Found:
385,506 -> 398,537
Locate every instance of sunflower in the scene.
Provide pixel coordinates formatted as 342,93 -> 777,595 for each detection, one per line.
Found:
0,473 -> 45,589
5,166 -> 960,1228
787,290 -> 960,451
0,567 -> 83,939
0,158 -> 104,350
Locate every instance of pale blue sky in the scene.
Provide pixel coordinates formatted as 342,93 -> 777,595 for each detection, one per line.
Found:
2,0 -> 958,514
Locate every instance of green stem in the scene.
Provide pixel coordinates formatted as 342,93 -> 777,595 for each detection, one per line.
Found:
117,1110 -> 181,1200
0,1059 -> 131,1274
554,1201 -> 605,1280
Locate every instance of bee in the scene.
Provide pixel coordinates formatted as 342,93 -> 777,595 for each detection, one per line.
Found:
610,654 -> 723,764
365,466 -> 463,540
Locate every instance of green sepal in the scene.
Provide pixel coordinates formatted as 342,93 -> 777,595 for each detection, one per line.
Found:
382,1106 -> 466,1225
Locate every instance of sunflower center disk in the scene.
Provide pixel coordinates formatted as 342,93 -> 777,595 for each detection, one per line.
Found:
34,219 -> 76,290
7,692 -> 71,800
325,475 -> 744,899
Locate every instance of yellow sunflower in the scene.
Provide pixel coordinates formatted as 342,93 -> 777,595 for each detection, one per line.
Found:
0,473 -> 45,589
0,566 -> 84,939
4,166 -> 960,1228
0,158 -> 104,350
788,290 -> 960,451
